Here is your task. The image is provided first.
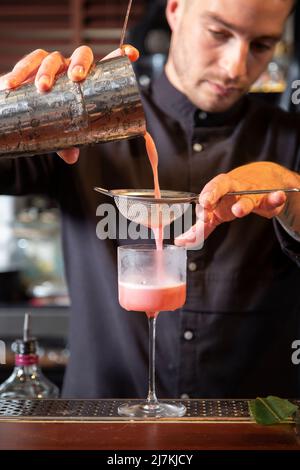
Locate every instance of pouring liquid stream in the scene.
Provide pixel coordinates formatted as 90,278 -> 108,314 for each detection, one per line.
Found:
144,132 -> 163,252
143,131 -> 179,318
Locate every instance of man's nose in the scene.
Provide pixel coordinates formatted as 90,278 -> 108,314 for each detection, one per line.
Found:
220,41 -> 248,81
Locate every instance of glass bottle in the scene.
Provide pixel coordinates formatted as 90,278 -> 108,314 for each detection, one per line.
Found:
0,314 -> 59,399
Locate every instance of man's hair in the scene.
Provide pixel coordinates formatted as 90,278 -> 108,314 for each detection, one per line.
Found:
182,0 -> 297,15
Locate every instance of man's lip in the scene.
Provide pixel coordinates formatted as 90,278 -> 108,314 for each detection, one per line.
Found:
207,81 -> 240,96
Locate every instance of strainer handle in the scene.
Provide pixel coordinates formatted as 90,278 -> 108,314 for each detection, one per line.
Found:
226,188 -> 300,196
94,187 -> 114,197
193,188 -> 300,203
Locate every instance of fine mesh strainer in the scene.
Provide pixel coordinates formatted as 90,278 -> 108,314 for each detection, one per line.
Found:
94,188 -> 192,227
94,186 -> 300,227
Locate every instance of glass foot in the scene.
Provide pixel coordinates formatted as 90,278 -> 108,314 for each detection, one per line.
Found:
118,401 -> 186,418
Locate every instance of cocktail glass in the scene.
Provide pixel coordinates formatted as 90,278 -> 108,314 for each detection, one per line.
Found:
117,244 -> 187,418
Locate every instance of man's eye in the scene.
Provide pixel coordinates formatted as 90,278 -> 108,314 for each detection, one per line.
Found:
208,30 -> 229,40
251,42 -> 272,53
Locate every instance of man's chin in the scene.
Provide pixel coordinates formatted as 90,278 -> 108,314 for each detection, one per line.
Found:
194,91 -> 245,113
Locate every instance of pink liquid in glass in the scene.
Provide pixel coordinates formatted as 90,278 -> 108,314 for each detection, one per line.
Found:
120,132 -> 186,319
119,282 -> 186,318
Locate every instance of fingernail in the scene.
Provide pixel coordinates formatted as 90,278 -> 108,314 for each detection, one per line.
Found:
71,65 -> 85,79
38,75 -> 51,88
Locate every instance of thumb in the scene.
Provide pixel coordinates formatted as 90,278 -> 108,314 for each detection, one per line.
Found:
102,44 -> 139,63
57,147 -> 80,164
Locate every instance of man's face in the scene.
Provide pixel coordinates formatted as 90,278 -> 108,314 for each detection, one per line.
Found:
165,0 -> 293,112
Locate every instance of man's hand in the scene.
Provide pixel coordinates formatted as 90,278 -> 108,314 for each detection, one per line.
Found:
175,162 -> 291,247
0,44 -> 139,164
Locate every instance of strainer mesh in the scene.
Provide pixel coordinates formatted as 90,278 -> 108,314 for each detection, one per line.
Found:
114,196 -> 190,227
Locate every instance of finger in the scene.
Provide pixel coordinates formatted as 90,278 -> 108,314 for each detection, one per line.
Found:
121,44 -> 140,62
175,208 -> 220,246
68,45 -> 94,81
260,203 -> 286,218
199,174 -> 240,209
35,51 -> 69,92
262,191 -> 286,210
0,48 -> 48,90
57,147 -> 80,164
0,73 -> 36,89
175,215 -> 219,247
196,204 -> 213,223
175,222 -> 205,249
101,44 -> 139,63
231,196 -> 257,218
255,191 -> 287,218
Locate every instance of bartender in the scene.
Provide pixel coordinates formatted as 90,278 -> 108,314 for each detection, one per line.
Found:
0,0 -> 299,399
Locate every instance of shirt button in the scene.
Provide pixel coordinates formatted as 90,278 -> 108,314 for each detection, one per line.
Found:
180,393 -> 190,399
184,330 -> 194,341
193,143 -> 204,152
198,111 -> 207,120
188,261 -> 197,272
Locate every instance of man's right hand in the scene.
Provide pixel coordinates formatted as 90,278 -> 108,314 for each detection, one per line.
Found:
0,44 -> 139,164
0,46 -> 94,164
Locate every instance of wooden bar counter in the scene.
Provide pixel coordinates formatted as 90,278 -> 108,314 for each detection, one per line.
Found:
1,420 -> 300,450
0,399 -> 299,450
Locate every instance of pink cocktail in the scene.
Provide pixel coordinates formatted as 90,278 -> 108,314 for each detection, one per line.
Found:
119,282 -> 186,317
117,244 -> 187,418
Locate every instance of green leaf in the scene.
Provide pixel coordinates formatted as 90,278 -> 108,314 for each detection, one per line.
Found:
265,396 -> 298,420
249,396 -> 298,425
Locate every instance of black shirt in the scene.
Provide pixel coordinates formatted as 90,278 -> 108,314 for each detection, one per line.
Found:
1,72 -> 300,398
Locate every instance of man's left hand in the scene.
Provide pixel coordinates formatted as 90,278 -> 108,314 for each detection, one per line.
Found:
175,162 -> 288,246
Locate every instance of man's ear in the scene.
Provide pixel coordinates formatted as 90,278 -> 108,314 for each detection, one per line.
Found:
165,0 -> 185,32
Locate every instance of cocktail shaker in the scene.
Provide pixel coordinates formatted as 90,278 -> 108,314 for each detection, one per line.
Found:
0,55 -> 146,159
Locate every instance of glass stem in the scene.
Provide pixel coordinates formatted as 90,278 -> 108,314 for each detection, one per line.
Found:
147,314 -> 158,405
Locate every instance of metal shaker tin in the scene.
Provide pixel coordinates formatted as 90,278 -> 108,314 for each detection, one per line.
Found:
0,55 -> 146,158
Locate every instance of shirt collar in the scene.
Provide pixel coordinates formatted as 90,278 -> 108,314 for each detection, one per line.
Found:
151,70 -> 247,129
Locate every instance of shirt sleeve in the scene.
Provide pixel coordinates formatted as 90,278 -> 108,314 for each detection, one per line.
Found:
273,218 -> 300,267
272,114 -> 300,266
0,154 -> 59,198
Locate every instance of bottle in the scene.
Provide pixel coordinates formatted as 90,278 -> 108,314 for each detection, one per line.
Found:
0,313 -> 59,398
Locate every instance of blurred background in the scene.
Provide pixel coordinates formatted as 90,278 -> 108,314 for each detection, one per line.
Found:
0,0 -> 299,391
